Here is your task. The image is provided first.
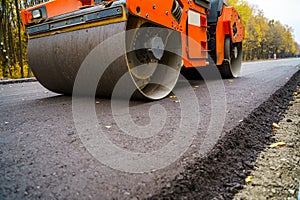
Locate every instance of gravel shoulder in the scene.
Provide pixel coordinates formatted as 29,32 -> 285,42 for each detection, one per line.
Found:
234,86 -> 300,200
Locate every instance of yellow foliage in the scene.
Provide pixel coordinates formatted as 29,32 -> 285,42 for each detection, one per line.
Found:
270,142 -> 286,148
2,0 -> 299,80
245,175 -> 253,184
228,0 -> 299,60
0,63 -> 33,79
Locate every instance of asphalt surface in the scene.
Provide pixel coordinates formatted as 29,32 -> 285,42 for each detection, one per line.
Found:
0,58 -> 300,199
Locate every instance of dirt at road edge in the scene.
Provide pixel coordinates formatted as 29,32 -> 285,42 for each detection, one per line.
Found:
150,69 -> 300,199
234,85 -> 300,200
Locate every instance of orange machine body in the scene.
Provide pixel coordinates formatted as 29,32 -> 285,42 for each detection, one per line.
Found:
126,0 -> 209,67
215,6 -> 244,65
21,0 -> 244,68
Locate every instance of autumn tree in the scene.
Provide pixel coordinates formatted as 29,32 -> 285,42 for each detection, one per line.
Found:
0,0 -> 50,79
0,0 -> 299,79
227,0 -> 299,60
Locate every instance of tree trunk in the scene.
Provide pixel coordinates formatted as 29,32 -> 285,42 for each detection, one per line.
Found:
15,0 -> 24,78
1,0 -> 9,77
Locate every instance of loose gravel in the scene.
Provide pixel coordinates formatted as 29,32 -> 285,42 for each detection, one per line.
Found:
234,86 -> 300,200
150,70 -> 300,199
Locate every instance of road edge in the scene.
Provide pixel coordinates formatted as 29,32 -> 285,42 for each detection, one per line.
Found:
0,78 -> 37,85
150,68 -> 300,199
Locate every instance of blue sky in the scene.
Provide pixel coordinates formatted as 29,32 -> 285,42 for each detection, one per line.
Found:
248,0 -> 300,44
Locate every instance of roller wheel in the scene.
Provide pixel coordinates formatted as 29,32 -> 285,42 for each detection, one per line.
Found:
218,36 -> 242,78
126,17 -> 183,100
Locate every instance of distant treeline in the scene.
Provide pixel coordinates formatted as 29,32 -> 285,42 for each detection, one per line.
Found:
0,0 -> 299,79
228,0 -> 300,60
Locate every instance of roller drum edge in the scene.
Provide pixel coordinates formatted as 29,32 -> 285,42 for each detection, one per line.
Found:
29,20 -> 182,100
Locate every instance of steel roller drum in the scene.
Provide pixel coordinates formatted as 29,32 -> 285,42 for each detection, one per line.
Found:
28,13 -> 182,100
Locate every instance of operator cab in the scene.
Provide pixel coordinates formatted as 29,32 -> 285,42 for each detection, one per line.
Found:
207,0 -> 227,62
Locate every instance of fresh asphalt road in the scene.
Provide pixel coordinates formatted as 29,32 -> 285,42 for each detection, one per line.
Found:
0,58 -> 299,199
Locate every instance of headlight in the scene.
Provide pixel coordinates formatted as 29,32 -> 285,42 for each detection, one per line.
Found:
32,9 -> 42,19
30,6 -> 47,21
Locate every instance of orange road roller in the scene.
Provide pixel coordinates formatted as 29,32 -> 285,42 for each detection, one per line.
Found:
21,0 -> 244,100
